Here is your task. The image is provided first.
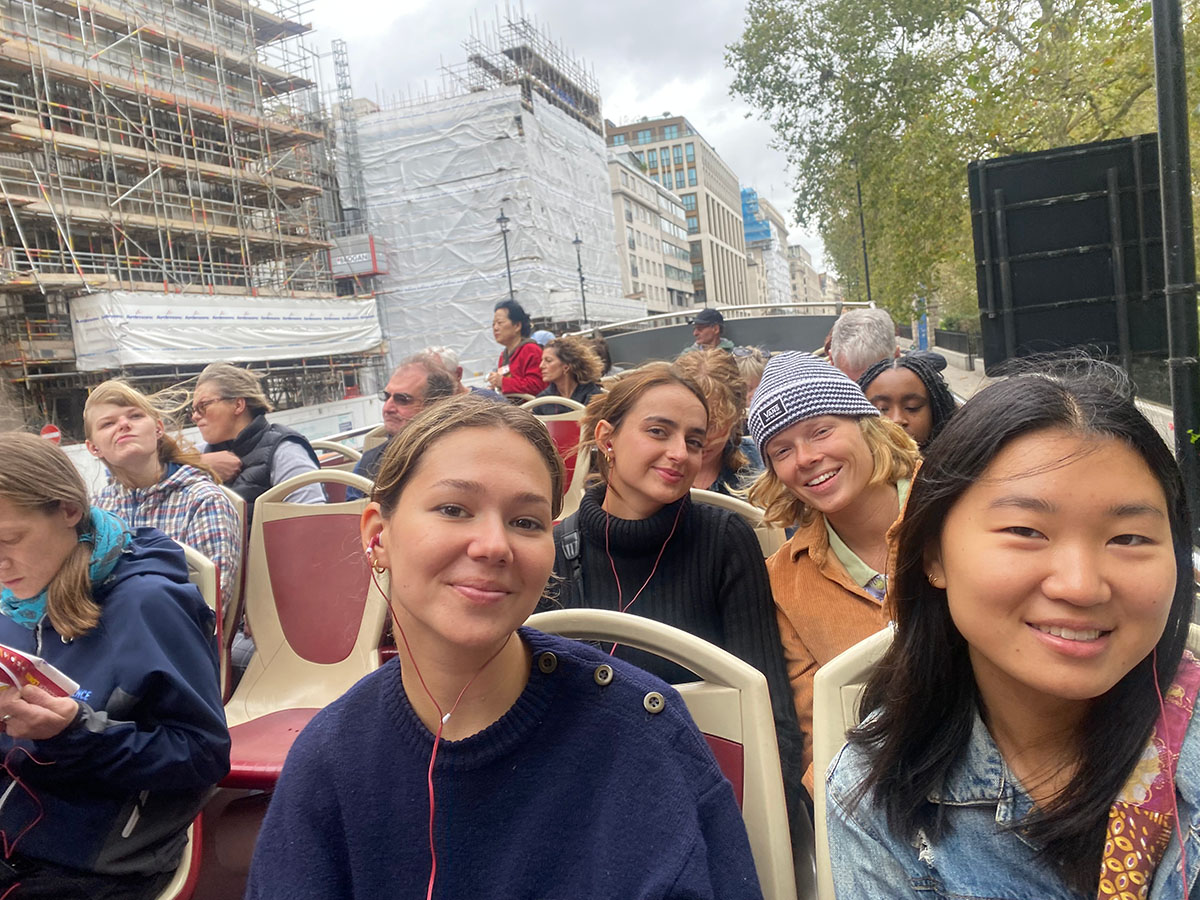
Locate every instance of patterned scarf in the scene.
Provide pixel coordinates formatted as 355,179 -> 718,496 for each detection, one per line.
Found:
0,506 -> 131,629
1098,650 -> 1200,899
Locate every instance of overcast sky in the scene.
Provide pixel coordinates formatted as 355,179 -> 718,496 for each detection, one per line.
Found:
306,0 -> 828,271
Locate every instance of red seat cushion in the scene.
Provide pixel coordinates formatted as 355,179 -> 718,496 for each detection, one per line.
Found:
263,515 -> 370,664
704,733 -> 745,809
544,420 -> 581,495
221,708 -> 320,789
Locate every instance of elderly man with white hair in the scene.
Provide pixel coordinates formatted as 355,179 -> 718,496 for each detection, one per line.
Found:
421,346 -> 505,400
829,308 -> 899,381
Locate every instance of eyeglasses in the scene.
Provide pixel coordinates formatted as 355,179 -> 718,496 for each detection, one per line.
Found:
379,390 -> 418,406
191,397 -> 233,418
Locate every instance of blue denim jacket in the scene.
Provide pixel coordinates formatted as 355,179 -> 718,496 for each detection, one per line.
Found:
827,709 -> 1200,898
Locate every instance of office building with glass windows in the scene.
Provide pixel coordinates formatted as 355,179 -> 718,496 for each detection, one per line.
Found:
608,152 -> 694,314
605,115 -> 748,308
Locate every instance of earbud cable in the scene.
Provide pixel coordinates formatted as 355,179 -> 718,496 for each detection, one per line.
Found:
370,565 -> 511,900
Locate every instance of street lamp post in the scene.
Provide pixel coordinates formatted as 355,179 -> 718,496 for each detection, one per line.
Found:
572,233 -> 589,326
497,208 -> 515,301
854,167 -> 873,306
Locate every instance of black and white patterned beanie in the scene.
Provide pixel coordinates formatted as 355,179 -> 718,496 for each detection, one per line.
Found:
747,352 -> 879,460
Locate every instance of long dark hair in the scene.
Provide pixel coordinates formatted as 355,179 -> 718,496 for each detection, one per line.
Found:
849,360 -> 1193,892
857,353 -> 957,447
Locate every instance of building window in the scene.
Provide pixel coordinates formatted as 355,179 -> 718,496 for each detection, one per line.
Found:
688,168 -> 697,186
675,170 -> 686,189
634,152 -> 645,165
627,226 -> 635,250
647,149 -> 657,168
611,134 -> 626,145
663,124 -> 679,139
685,142 -> 695,162
673,145 -> 683,165
620,171 -> 628,186
681,193 -> 696,211
635,129 -> 653,144
687,215 -> 699,234
692,264 -> 704,281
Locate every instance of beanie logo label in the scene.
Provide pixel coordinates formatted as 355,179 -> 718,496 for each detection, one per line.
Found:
758,398 -> 788,428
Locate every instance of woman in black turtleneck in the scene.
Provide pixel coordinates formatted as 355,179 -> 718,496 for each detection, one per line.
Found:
547,363 -> 806,813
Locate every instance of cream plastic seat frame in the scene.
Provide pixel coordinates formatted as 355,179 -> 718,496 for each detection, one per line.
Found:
224,469 -> 387,729
178,542 -> 226,696
557,445 -> 592,520
526,608 -> 803,900
690,488 -> 786,557
520,395 -> 588,414
361,423 -> 389,452
179,542 -> 218,615
811,625 -> 893,900
310,439 -> 363,467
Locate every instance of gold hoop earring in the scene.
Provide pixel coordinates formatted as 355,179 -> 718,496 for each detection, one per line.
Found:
368,551 -> 387,576
927,572 -> 942,588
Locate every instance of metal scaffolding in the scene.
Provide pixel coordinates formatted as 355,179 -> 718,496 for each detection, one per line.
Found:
0,0 -> 380,427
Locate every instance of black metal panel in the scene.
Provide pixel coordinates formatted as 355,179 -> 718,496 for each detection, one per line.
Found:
969,134 -> 1169,402
602,315 -> 838,369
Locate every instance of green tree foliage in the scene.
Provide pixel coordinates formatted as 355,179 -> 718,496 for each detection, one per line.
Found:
728,0 -> 1196,324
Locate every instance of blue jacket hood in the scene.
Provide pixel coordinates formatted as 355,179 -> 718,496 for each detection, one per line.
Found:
96,527 -> 214,634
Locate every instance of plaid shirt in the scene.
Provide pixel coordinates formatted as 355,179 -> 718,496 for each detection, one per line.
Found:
94,463 -> 242,604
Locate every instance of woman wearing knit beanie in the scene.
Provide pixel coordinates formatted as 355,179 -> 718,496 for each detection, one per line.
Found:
546,362 -> 807,825
746,352 -> 919,797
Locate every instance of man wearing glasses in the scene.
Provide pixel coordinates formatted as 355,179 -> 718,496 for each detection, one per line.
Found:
348,357 -> 456,496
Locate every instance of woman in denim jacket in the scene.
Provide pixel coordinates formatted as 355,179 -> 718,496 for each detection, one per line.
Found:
828,361 -> 1199,899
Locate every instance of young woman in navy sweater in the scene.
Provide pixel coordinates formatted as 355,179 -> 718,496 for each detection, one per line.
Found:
247,395 -> 763,899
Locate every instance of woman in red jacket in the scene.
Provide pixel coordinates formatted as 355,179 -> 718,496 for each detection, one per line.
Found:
486,300 -> 546,397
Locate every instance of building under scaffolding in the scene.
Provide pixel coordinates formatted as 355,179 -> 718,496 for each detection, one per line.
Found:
353,12 -> 643,378
0,0 -> 382,434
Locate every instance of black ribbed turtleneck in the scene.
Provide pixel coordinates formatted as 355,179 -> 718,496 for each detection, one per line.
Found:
548,483 -> 806,807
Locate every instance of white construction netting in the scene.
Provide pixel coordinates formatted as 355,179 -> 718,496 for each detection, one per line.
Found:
70,291 -> 382,371
356,85 -> 645,377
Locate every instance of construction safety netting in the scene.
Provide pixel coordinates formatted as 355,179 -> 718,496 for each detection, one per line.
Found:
356,85 -> 645,377
70,291 -> 382,371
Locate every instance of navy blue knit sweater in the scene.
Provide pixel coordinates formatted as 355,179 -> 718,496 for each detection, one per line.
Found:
246,628 -> 763,900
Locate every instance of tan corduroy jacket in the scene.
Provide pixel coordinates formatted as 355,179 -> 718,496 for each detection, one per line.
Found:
766,513 -> 891,796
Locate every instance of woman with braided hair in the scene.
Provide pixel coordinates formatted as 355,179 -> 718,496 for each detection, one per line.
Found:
856,353 -> 958,448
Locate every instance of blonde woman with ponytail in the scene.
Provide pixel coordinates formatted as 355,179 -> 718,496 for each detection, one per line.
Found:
0,432 -> 229,899
85,379 -> 241,604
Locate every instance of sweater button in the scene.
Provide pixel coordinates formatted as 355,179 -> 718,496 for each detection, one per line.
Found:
643,691 -> 665,714
537,652 -> 558,674
593,664 -> 613,686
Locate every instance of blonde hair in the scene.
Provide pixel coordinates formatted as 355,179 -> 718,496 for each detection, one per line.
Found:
0,432 -> 101,638
673,349 -> 748,470
748,415 -> 919,528
84,379 -> 219,481
580,363 -> 709,484
734,347 -> 769,387
196,363 -> 272,417
373,395 -> 565,521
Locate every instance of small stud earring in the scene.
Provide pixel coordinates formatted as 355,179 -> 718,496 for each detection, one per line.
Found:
927,572 -> 942,587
